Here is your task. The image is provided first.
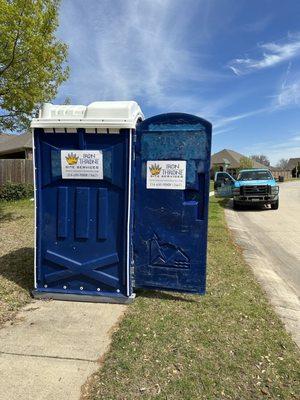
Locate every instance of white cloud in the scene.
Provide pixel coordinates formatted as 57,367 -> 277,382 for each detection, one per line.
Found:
277,79 -> 300,107
228,33 -> 300,75
56,0 -> 223,111
212,127 -> 234,136
272,62 -> 300,108
213,107 -> 270,129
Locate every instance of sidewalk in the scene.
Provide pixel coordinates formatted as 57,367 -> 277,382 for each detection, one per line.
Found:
0,300 -> 126,400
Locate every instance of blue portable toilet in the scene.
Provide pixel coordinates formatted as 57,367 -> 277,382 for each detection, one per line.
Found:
133,113 -> 212,294
31,101 -> 143,303
31,103 -> 211,302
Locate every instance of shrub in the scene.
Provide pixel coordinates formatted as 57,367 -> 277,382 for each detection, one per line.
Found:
0,182 -> 34,201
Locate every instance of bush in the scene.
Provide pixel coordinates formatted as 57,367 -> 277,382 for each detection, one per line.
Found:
0,182 -> 34,201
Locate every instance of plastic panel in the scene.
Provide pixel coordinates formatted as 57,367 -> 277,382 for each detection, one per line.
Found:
134,113 -> 212,293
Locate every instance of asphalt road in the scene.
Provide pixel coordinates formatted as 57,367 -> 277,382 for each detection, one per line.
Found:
225,180 -> 300,346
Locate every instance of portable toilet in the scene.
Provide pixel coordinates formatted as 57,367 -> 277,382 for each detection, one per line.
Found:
31,103 -> 211,303
133,113 -> 212,294
31,101 -> 143,303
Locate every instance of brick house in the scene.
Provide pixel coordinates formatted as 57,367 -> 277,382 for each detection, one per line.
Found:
211,149 -> 266,178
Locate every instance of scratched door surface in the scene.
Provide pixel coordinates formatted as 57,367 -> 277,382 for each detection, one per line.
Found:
34,130 -> 129,296
134,113 -> 212,293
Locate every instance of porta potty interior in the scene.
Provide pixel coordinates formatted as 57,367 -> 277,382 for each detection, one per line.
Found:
31,101 -> 144,303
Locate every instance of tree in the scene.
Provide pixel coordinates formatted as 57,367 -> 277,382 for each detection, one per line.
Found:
276,158 -> 289,169
239,156 -> 253,169
0,0 -> 69,131
250,154 -> 270,167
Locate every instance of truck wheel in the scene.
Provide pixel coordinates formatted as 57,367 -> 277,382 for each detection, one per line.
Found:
271,200 -> 279,210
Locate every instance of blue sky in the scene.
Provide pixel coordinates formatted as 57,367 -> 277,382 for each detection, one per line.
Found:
56,0 -> 300,165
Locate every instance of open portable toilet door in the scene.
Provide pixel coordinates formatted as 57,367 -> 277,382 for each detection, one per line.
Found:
133,113 -> 212,294
31,102 -> 211,303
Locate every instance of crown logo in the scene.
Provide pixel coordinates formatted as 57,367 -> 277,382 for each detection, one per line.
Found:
149,163 -> 161,177
65,152 -> 79,165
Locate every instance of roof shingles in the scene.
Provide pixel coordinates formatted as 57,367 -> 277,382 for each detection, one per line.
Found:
211,149 -> 267,169
286,158 -> 300,170
0,132 -> 32,155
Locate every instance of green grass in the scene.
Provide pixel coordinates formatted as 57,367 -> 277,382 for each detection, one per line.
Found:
282,177 -> 300,182
209,179 -> 214,192
1,198 -> 299,399
84,197 -> 300,400
0,199 -> 34,325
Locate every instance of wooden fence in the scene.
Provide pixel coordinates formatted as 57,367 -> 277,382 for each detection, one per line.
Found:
0,159 -> 33,185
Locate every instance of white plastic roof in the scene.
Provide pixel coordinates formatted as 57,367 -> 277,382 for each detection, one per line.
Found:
31,101 -> 144,129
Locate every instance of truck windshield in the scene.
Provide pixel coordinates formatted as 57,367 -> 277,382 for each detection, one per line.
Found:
237,170 -> 273,181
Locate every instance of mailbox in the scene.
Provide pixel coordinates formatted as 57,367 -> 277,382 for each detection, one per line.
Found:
31,104 -> 211,303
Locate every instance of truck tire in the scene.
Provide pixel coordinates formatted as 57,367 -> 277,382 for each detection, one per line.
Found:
271,200 -> 279,210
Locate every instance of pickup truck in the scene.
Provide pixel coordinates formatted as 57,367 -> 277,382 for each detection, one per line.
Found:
214,168 -> 279,210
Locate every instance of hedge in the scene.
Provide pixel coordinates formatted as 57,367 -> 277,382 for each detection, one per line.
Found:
0,182 -> 34,201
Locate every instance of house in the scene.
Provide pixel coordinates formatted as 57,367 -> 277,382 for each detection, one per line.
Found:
0,132 -> 32,159
211,149 -> 266,178
286,158 -> 300,178
0,133 -> 12,144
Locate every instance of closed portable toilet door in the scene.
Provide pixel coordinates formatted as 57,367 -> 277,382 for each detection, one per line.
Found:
34,129 -> 131,297
134,113 -> 212,293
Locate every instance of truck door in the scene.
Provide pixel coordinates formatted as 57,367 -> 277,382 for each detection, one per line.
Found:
214,172 -> 235,197
133,113 -> 211,294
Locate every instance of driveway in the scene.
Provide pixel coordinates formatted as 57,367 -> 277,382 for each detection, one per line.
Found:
225,180 -> 300,346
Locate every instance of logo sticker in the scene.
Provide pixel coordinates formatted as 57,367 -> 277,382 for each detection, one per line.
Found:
65,152 -> 79,165
146,160 -> 186,190
149,163 -> 162,177
61,150 -> 103,179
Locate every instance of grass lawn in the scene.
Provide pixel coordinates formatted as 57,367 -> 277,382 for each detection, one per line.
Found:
0,198 -> 299,399
84,197 -> 300,400
0,199 -> 34,326
283,177 -> 300,182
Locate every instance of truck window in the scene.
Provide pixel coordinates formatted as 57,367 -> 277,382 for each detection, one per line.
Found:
216,172 -> 234,182
237,170 -> 273,181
